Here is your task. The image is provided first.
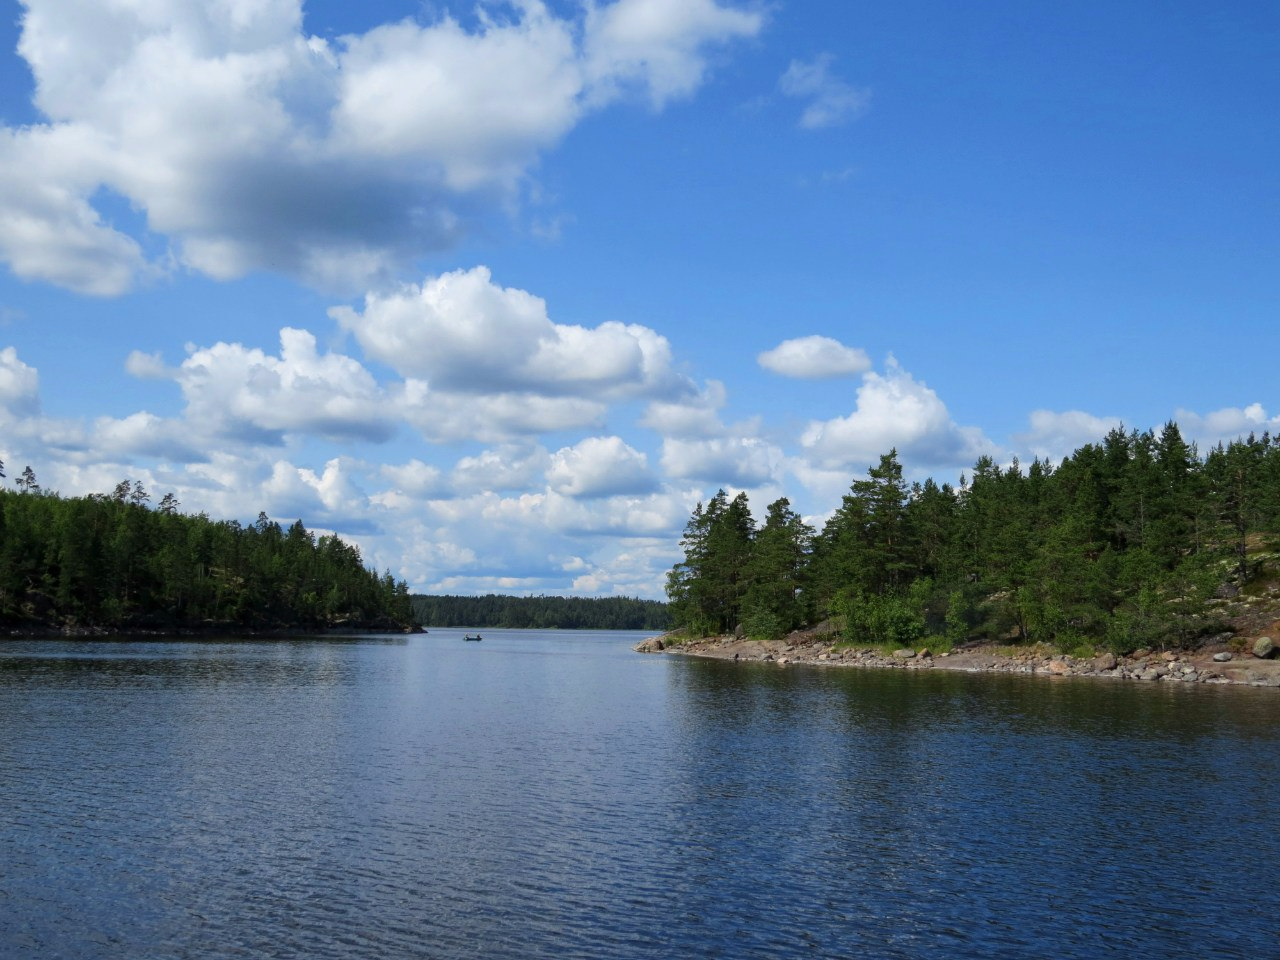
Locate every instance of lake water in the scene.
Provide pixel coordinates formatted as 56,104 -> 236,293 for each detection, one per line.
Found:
2,630 -> 1278,959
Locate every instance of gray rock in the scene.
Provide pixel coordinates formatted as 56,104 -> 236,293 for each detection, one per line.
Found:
1140,669 -> 1161,681
1253,637 -> 1276,659
1094,652 -> 1118,671
893,649 -> 916,659
1184,671 -> 1200,683
633,637 -> 665,653
1213,652 -> 1234,663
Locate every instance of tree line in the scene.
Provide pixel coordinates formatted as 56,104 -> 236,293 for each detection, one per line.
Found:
412,593 -> 671,630
666,423 -> 1280,653
0,465 -> 414,632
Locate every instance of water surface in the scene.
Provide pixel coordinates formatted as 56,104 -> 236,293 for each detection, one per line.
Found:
2,631 -> 1278,958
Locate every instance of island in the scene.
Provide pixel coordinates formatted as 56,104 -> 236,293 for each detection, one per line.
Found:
651,424 -> 1280,686
0,480 -> 416,635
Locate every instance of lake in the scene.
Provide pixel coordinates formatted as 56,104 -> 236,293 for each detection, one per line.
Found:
2,630 -> 1278,959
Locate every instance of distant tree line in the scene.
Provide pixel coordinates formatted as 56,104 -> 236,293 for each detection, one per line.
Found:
666,424 -> 1280,653
412,593 -> 671,630
0,465 -> 414,632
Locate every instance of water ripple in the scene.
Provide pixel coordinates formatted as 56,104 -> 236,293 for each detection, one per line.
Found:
2,634 -> 1278,958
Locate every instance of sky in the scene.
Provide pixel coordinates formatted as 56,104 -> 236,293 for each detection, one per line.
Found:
0,0 -> 1276,599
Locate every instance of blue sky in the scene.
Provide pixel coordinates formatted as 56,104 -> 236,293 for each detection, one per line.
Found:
0,0 -> 1276,598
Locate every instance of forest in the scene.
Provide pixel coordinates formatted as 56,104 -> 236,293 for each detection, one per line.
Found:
666,424 -> 1280,653
0,469 -> 415,632
411,593 -> 670,630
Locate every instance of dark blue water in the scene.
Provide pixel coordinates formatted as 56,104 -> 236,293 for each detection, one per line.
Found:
2,631 -> 1278,959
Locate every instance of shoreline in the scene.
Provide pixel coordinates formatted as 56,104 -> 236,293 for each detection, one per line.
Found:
637,634 -> 1280,688
2,622 -> 422,639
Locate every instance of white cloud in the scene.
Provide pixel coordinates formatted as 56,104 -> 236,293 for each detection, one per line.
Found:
124,350 -> 172,379
641,380 -> 728,439
1175,403 -> 1280,450
2,0 -> 762,293
800,358 -> 996,472
157,327 -> 395,443
92,412 -> 208,463
779,53 -> 869,130
758,335 -> 870,379
584,0 -> 764,107
547,436 -> 656,498
335,266 -> 691,413
452,444 -> 550,494
397,378 -> 607,443
378,459 -> 449,499
0,346 -> 40,418
1014,409 -> 1124,463
538,488 -> 693,538
660,435 -> 783,488
262,456 -> 367,521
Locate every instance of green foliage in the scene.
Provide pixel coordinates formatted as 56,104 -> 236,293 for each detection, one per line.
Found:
833,589 -> 925,647
0,483 -> 414,631
945,590 -> 969,644
664,426 -> 1280,652
740,598 -> 785,642
410,593 -> 670,630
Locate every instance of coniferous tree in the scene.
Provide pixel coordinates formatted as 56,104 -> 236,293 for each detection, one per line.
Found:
741,497 -> 812,639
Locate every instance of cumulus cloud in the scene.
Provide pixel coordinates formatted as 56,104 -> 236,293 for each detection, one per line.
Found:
584,0 -> 764,107
660,436 -> 783,488
799,358 -> 996,472
334,266 -> 685,398
1174,403 -> 1280,450
640,380 -> 728,439
2,0 -> 762,293
0,127 -> 154,296
779,53 -> 869,129
262,457 -> 368,524
0,346 -> 41,418
92,412 -> 208,463
547,436 -> 656,498
378,459 -> 449,500
758,335 -> 870,379
150,327 -> 396,444
396,378 -> 607,443
452,444 -> 550,494
1013,409 -> 1124,463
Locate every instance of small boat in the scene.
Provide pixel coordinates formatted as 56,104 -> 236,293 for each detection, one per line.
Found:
463,634 -> 483,642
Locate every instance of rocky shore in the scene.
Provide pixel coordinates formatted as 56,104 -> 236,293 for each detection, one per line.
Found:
635,632 -> 1280,688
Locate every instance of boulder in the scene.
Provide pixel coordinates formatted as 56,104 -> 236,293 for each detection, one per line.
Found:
1093,652 -> 1118,672
893,648 -> 916,659
1213,652 -> 1234,663
633,637 -> 665,653
1047,659 -> 1071,675
1253,637 -> 1276,660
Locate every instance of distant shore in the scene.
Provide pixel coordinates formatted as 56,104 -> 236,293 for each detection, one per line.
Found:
637,633 -> 1280,688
